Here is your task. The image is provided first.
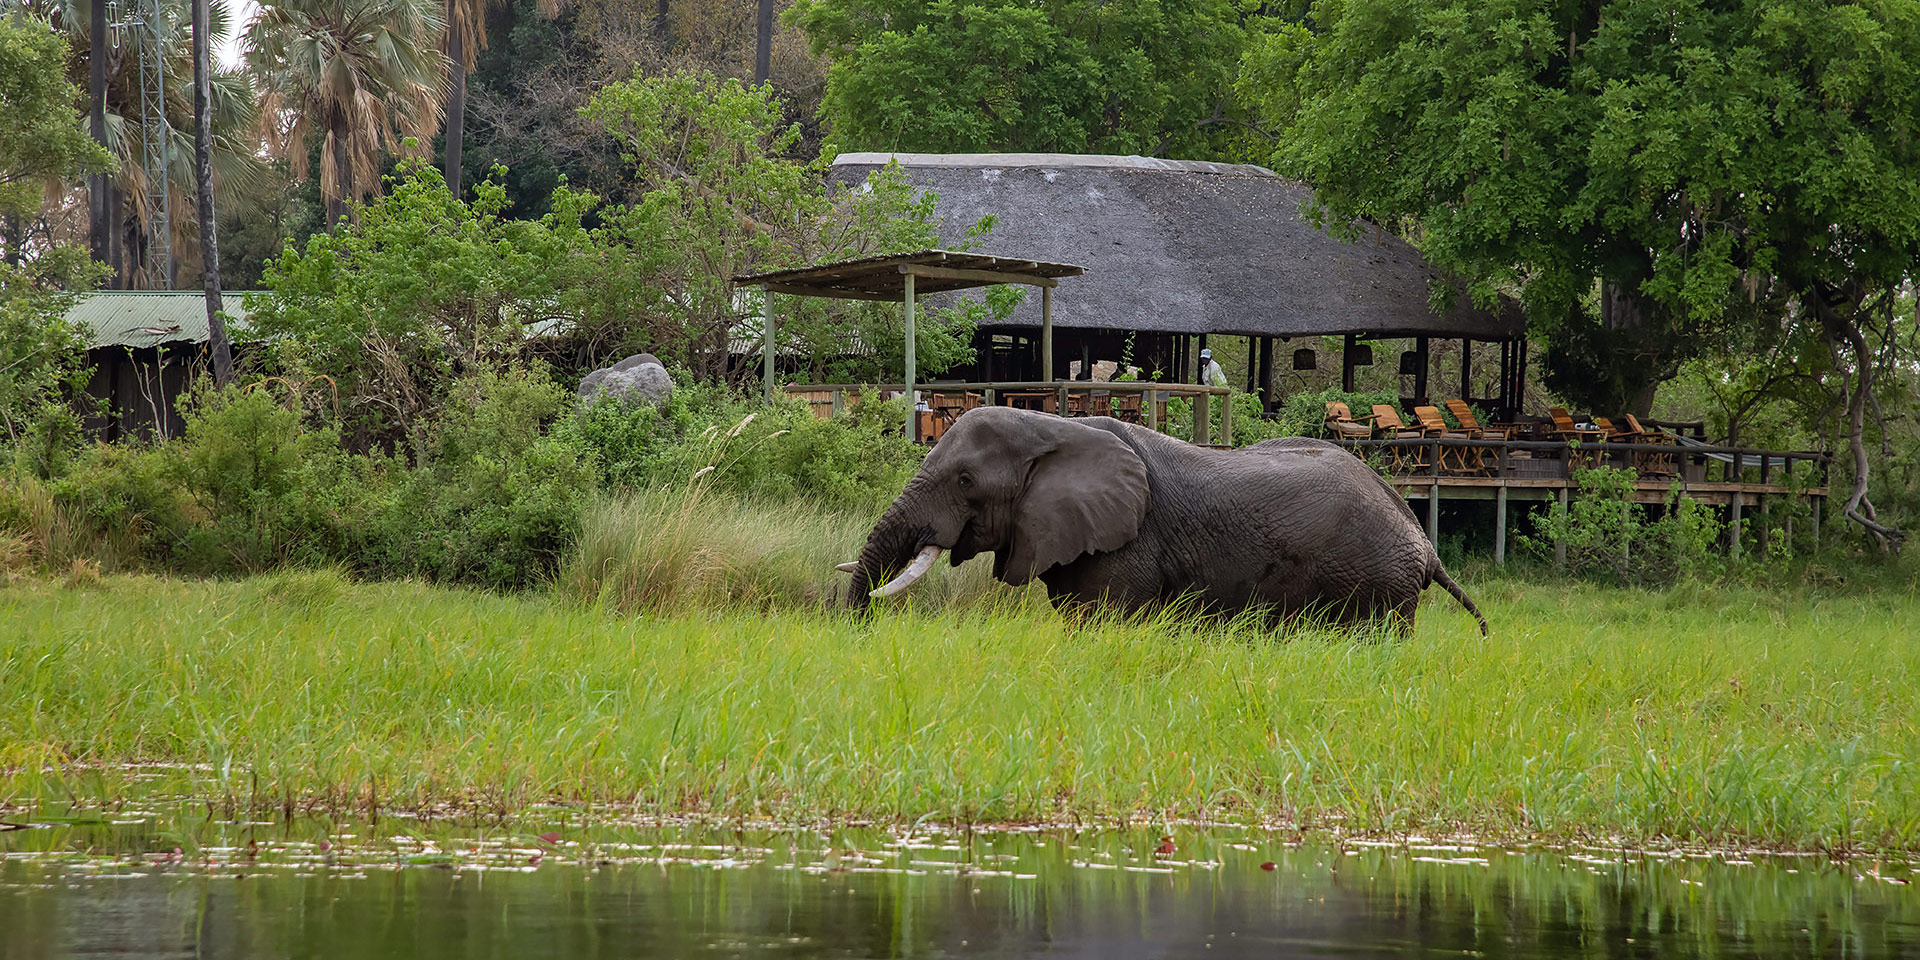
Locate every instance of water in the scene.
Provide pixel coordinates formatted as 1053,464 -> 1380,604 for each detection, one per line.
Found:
3,808 -> 1917,958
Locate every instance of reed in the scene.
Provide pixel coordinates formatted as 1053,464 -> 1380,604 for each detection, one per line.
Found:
4,554 -> 1918,850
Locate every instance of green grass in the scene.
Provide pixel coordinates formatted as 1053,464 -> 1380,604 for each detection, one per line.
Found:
4,559 -> 1919,851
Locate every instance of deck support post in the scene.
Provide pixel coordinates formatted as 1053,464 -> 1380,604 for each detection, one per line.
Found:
1145,389 -> 1160,431
1730,495 -> 1743,561
761,285 -> 775,402
1554,486 -> 1568,569
1426,479 -> 1440,545
1811,494 -> 1821,552
1494,484 -> 1508,565
1193,390 -> 1211,445
830,389 -> 844,417
903,273 -> 917,437
1219,389 -> 1232,444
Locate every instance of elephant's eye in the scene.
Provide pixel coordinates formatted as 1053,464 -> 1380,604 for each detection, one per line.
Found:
957,473 -> 973,489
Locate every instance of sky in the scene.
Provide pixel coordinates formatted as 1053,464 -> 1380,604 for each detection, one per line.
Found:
218,0 -> 257,69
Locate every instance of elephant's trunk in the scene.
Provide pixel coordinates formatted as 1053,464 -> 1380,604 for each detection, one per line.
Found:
845,492 -> 933,611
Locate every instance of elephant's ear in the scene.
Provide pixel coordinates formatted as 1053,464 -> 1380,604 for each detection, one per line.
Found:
1002,421 -> 1149,585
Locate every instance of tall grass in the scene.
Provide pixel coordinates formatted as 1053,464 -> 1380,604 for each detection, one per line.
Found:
4,564 -> 1919,850
0,472 -> 137,578
554,485 -> 1011,615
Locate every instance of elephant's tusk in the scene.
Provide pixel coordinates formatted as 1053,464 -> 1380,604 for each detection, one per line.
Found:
869,545 -> 942,598
834,561 -> 861,574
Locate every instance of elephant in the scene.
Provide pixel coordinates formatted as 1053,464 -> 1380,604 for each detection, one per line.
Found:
839,406 -> 1486,634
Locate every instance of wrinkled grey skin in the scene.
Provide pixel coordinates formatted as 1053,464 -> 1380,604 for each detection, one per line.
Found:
579,353 -> 673,406
849,407 -> 1486,634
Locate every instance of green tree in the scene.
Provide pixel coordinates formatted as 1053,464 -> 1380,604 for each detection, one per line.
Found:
0,12 -> 109,458
0,11 -> 109,219
1249,0 -> 1920,545
246,0 -> 448,227
574,68 -> 1006,385
244,159 -> 569,450
789,0 -> 1269,157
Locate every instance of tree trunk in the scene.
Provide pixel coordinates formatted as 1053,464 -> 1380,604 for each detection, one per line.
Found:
754,0 -> 773,84
1814,285 -> 1905,551
327,116 -> 352,228
90,0 -> 110,273
445,10 -> 465,196
192,0 -> 231,386
109,183 -> 127,286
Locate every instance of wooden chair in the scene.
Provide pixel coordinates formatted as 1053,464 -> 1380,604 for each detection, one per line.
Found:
1064,389 -> 1094,418
1549,406 -> 1606,469
1619,414 -> 1677,478
1446,399 -> 1508,440
1414,404 -> 1484,474
1323,401 -> 1379,439
929,391 -> 982,433
1371,404 -> 1432,473
1109,391 -> 1144,424
1593,416 -> 1631,440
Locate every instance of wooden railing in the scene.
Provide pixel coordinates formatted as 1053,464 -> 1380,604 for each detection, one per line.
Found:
784,381 -> 1235,445
1335,435 -> 1829,486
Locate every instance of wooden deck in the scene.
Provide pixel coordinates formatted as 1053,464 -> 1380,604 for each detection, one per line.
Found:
1344,436 -> 1830,563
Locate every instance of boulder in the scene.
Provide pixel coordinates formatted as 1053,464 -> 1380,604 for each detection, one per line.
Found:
578,353 -> 673,407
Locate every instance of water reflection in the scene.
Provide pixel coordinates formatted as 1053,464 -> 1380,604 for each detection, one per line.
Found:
2,814 -> 1915,958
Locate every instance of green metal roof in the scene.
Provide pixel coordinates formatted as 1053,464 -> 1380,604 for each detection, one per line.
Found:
67,290 -> 254,350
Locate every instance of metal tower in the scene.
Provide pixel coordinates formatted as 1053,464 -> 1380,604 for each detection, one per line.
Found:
110,0 -> 173,288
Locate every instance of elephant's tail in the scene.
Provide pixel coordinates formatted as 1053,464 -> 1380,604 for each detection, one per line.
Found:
1430,565 -> 1488,636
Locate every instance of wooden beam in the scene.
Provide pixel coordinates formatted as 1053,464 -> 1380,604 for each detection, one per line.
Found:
900,264 -> 1060,288
761,281 -> 898,302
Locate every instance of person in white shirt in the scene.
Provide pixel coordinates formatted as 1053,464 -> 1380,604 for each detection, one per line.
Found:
1198,348 -> 1228,388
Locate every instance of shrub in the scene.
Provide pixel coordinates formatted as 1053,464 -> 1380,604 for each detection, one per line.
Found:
371,367 -> 599,589
51,387 -> 373,575
1522,466 -> 1725,586
556,384 -> 922,512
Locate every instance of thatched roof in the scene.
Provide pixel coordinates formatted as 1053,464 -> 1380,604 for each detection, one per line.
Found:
830,153 -> 1523,340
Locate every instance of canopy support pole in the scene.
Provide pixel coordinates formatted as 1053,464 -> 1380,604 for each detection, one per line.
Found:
1041,285 -> 1053,382
762,285 -> 775,402
904,272 -> 917,436
1414,335 -> 1430,403
1342,334 -> 1357,392
1460,338 -> 1472,403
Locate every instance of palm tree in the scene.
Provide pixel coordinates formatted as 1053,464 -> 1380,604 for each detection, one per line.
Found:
191,0 -> 230,383
246,0 -> 448,227
29,0 -> 264,288
442,0 -> 558,197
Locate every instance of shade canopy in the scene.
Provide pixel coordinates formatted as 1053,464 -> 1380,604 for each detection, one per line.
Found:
732,249 -> 1083,301
734,250 -> 1084,430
